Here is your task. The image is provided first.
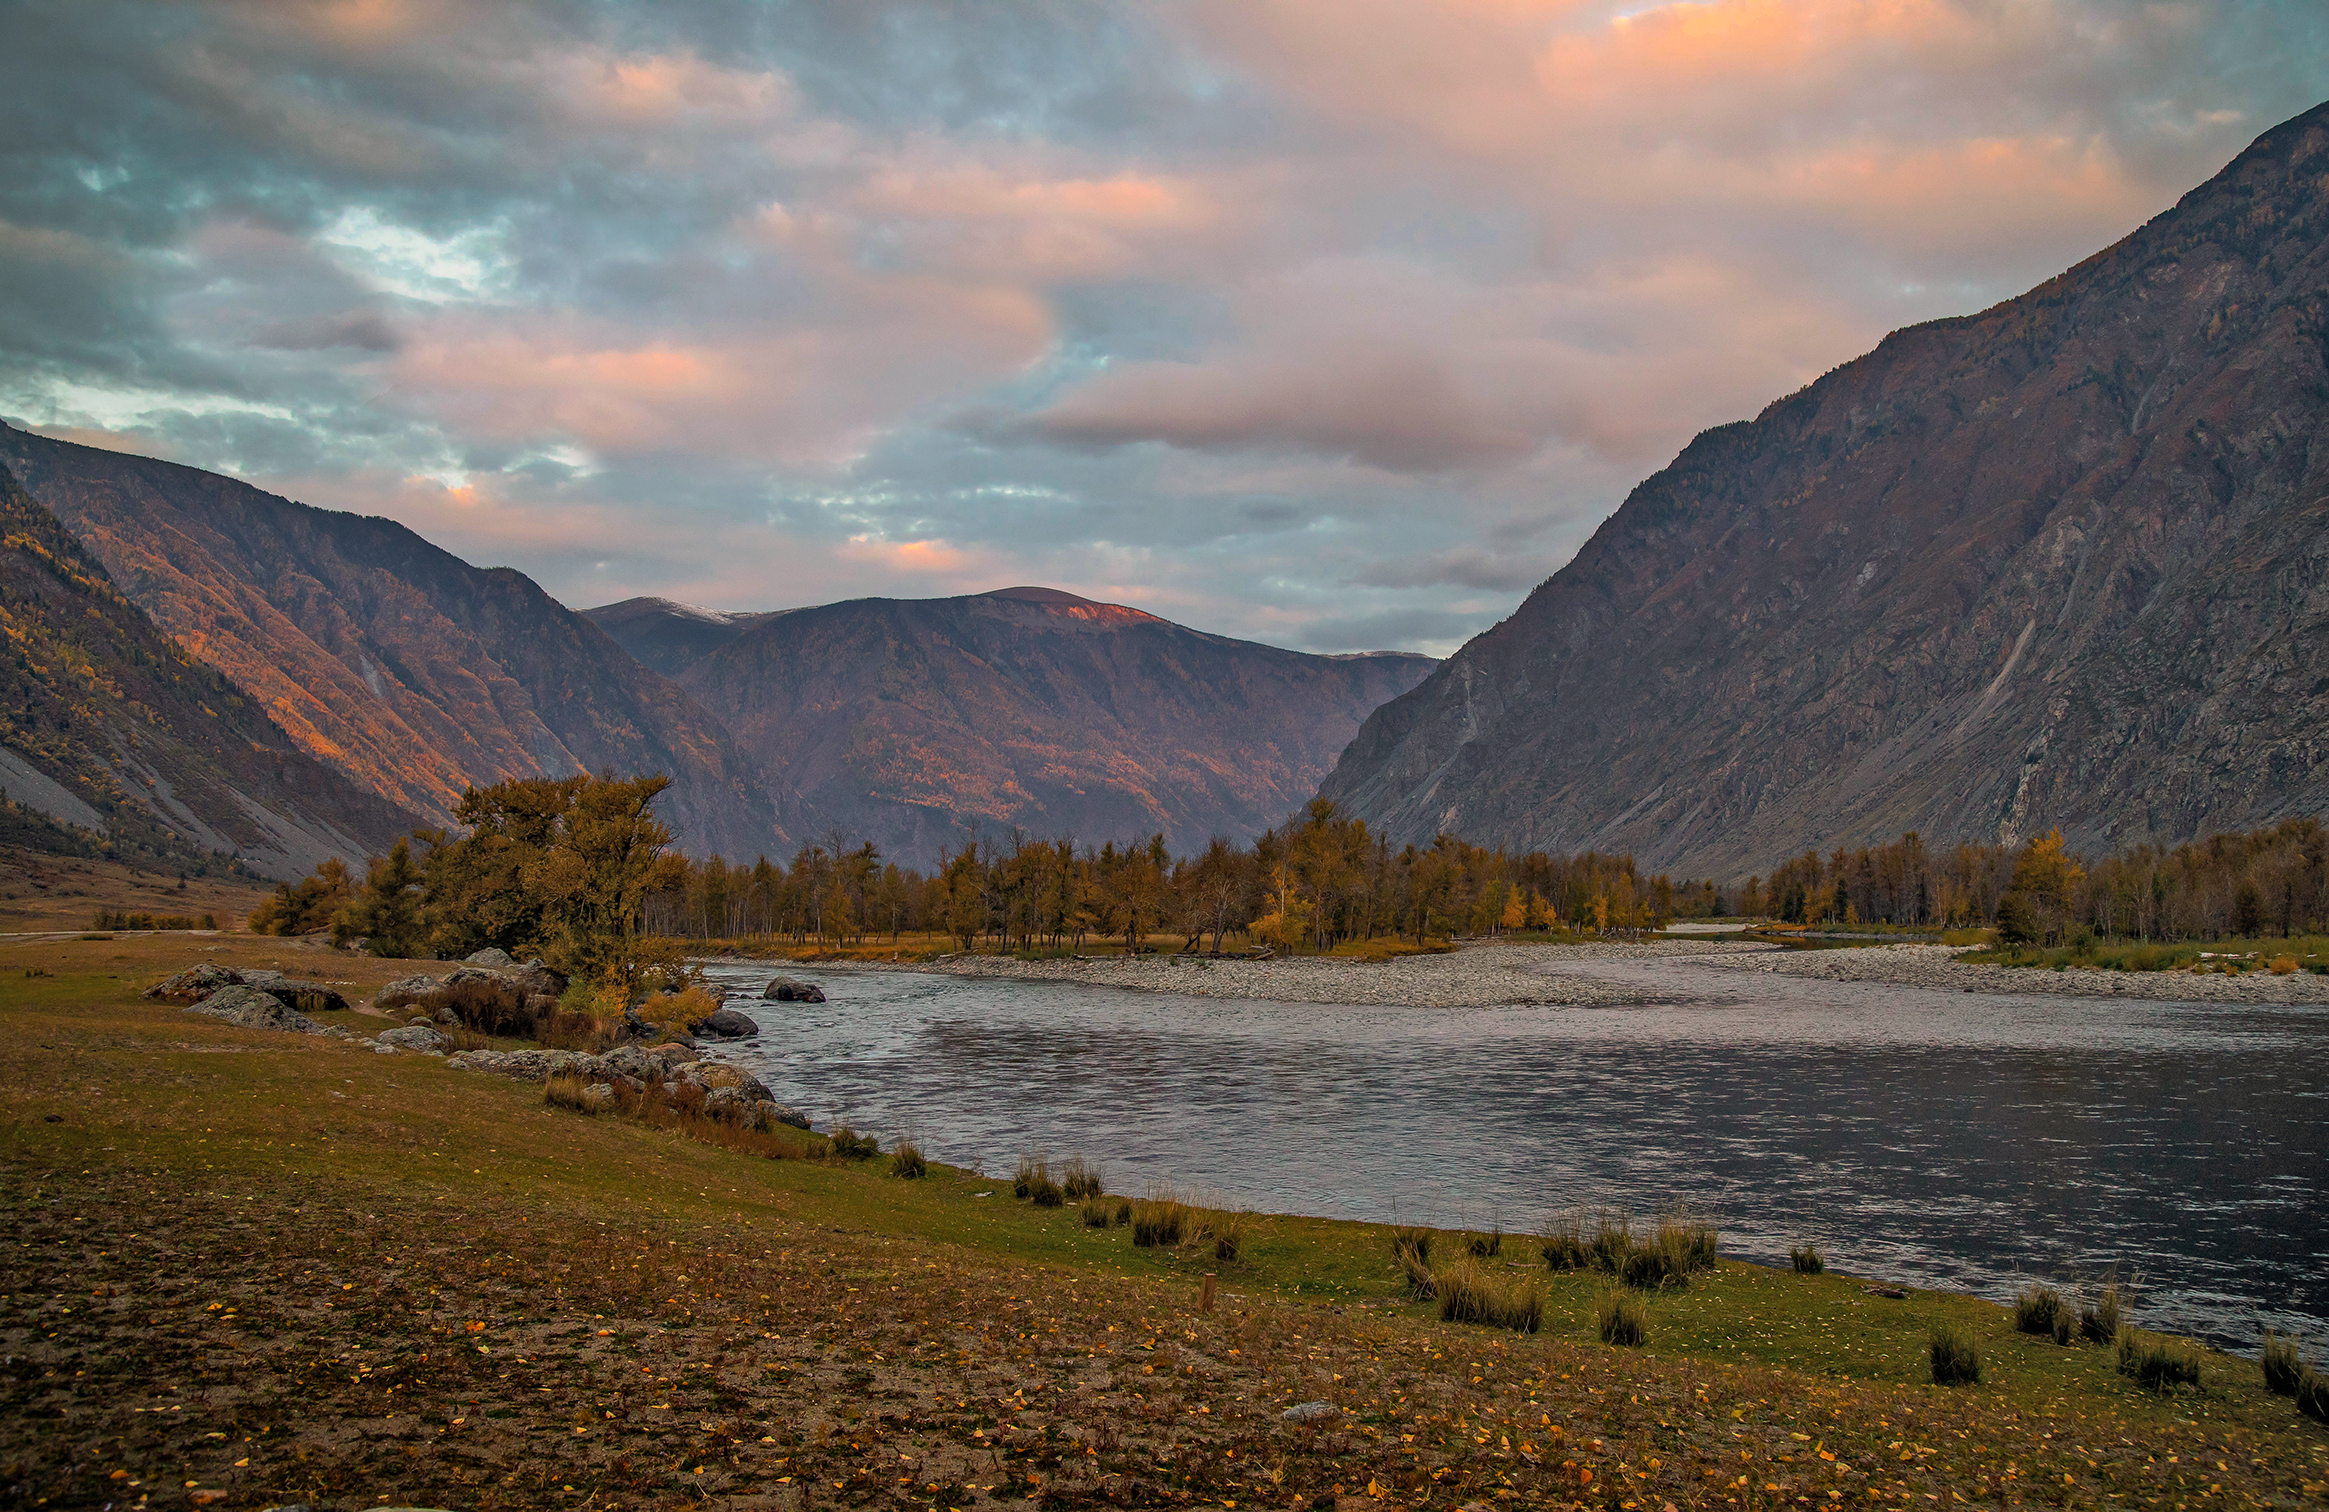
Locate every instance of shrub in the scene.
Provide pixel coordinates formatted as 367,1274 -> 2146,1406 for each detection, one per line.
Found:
1596,1288 -> 1646,1347
1436,1258 -> 1544,1333
2052,1309 -> 2074,1346
1081,1202 -> 1111,1229
1790,1245 -> 1824,1275
2079,1284 -> 2123,1343
1539,1211 -> 1590,1271
888,1139 -> 927,1179
829,1125 -> 880,1161
1202,1208 -> 1250,1263
2116,1328 -> 2202,1391
1930,1324 -> 1982,1385
1131,1194 -> 1188,1247
2298,1366 -> 2329,1423
1588,1210 -> 1634,1274
1618,1213 -> 1720,1289
2013,1284 -> 2067,1339
1061,1159 -> 1105,1201
2262,1332 -> 2303,1396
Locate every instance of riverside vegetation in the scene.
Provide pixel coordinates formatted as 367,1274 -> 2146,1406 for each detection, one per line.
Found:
8,930 -> 2329,1509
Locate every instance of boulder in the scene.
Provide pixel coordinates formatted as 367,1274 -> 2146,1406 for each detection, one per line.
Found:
581,1083 -> 617,1113
445,1048 -> 574,1081
376,1023 -> 449,1053
236,969 -> 349,1015
699,1006 -> 760,1039
762,977 -> 826,1003
144,964 -> 240,1002
373,974 -> 441,1013
184,985 -> 329,1035
646,1042 -> 699,1069
758,1102 -> 811,1131
465,946 -> 516,968
692,1061 -> 772,1100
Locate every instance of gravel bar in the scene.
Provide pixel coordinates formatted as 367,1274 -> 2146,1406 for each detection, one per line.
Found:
1711,941 -> 2329,1005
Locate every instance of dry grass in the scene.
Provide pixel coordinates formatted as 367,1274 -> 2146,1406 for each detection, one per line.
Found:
1130,1191 -> 1190,1248
2263,1331 -> 2304,1395
888,1138 -> 927,1179
2117,1328 -> 2203,1392
1596,1288 -> 1646,1347
1060,1157 -> 1104,1201
2013,1283 -> 2069,1340
1433,1258 -> 1545,1334
2080,1282 -> 2125,1343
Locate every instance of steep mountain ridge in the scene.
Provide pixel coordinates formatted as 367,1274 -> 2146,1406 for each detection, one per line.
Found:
0,425 -> 798,861
589,589 -> 1437,864
0,462 -> 419,878
1319,100 -> 2329,875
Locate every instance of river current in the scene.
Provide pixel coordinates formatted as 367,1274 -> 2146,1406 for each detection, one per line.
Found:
698,952 -> 2325,1351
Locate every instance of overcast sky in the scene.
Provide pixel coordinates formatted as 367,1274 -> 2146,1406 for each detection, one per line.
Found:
4,2 -> 2324,655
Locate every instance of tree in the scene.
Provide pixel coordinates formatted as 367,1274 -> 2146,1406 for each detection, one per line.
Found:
1996,891 -> 2040,946
526,773 -> 686,999
334,838 -> 429,956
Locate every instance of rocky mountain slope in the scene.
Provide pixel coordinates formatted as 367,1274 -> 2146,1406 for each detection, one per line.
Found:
1319,100 -> 2329,877
589,588 -> 1437,863
0,462 -> 419,878
0,425 -> 797,862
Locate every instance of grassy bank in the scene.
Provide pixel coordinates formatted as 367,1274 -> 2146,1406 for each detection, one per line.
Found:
4,932 -> 2324,1510
1961,935 -> 2329,975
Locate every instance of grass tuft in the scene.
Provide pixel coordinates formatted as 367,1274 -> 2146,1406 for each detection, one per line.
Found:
2262,1331 -> 2303,1396
828,1125 -> 880,1161
1130,1192 -> 1189,1247
1538,1211 -> 1590,1272
543,1070 -> 594,1114
1081,1201 -> 1111,1229
2079,1283 -> 2123,1343
1595,1287 -> 1646,1347
1029,1171 -> 1063,1207
887,1139 -> 926,1179
1112,1198 -> 1132,1227
2298,1367 -> 2329,1424
1790,1245 -> 1824,1275
1061,1158 -> 1105,1201
1201,1207 -> 1250,1263
2116,1328 -> 2202,1392
1929,1324 -> 1981,1385
1013,1154 -> 1044,1199
2012,1284 -> 2068,1340
1467,1228 -> 1502,1258
1394,1230 -> 1437,1300
1435,1257 -> 1543,1333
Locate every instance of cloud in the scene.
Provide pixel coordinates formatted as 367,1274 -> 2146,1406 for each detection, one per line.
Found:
0,0 -> 2322,658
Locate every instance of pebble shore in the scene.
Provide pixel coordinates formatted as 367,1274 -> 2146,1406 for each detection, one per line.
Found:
1712,941 -> 2329,1005
834,937 -> 2329,1008
846,939 -> 1770,1008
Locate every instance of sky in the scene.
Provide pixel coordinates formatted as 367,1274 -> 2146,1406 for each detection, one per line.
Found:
3,2 -> 2325,656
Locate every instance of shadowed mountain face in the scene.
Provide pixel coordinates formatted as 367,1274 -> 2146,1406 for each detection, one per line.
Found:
0,462 -> 419,879
588,588 -> 1438,864
1320,101 -> 2329,877
0,425 -> 797,862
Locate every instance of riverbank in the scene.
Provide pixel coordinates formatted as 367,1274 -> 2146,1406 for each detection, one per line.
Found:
835,938 -> 1774,1007
6,930 -> 2327,1510
1719,941 -> 2329,1005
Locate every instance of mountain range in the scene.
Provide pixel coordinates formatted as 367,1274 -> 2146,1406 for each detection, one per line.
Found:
586,590 -> 1435,860
0,460 -> 415,878
1321,101 -> 2329,875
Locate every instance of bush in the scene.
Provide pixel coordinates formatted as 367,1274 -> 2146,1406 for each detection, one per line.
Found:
1061,1159 -> 1104,1201
2013,1284 -> 2067,1339
1929,1324 -> 1981,1385
2079,1284 -> 2123,1343
1436,1258 -> 1543,1333
1790,1245 -> 1824,1275
888,1139 -> 926,1179
1113,1199 -> 1132,1227
1618,1213 -> 1719,1289
1201,1208 -> 1249,1263
2262,1331 -> 2303,1396
829,1125 -> 880,1160
2298,1366 -> 2329,1424
1587,1210 -> 1634,1274
2116,1328 -> 2201,1391
544,1071 -> 594,1114
1596,1288 -> 1646,1347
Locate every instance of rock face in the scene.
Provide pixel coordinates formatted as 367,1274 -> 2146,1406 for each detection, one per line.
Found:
0,424 -> 800,862
1320,102 -> 2329,878
586,588 -> 1437,864
0,463 -> 419,878
147,965 -> 346,1013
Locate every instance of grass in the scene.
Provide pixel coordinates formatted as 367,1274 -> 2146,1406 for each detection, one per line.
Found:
2081,1282 -> 2125,1342
1434,1258 -> 1544,1334
1791,1244 -> 1824,1275
1930,1324 -> 1981,1385
827,1123 -> 880,1160
2263,1331 -> 2304,1395
6,930 -> 2329,1509
1963,932 -> 2329,974
2117,1328 -> 2204,1392
1130,1191 -> 1190,1247
2013,1282 -> 2071,1343
887,1138 -> 927,1179
1595,1288 -> 1645,1346
2300,1367 -> 2329,1424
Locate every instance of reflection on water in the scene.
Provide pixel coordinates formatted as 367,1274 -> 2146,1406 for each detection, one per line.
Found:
699,956 -> 2326,1351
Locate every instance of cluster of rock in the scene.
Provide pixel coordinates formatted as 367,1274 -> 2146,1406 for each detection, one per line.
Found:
146,964 -> 349,1015
373,947 -> 568,1034
444,1039 -> 810,1132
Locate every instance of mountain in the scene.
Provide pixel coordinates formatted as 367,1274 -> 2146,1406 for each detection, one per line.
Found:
1319,101 -> 2329,877
0,461 -> 419,879
0,424 -> 797,861
587,587 -> 1438,863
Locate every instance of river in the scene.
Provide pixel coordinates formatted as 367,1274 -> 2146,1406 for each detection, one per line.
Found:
698,952 -> 2326,1352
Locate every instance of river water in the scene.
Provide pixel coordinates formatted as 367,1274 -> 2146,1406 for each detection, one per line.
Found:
698,953 -> 2326,1351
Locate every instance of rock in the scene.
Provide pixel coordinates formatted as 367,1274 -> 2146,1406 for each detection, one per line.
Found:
373,973 -> 441,1012
703,1086 -> 752,1122
693,1061 -> 771,1100
699,1006 -> 760,1039
465,946 -> 516,968
144,964 -> 240,1001
646,1041 -> 699,1068
444,1048 -> 577,1081
1280,1401 -> 1340,1423
233,969 -> 349,1015
376,1023 -> 449,1053
184,985 -> 329,1035
762,976 -> 826,1003
582,1082 -> 617,1113
754,1100 -> 810,1132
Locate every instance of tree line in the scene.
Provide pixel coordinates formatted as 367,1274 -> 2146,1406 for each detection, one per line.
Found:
1742,818 -> 2329,943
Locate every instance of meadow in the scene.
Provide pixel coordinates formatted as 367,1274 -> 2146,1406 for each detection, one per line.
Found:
4,931 -> 2325,1510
